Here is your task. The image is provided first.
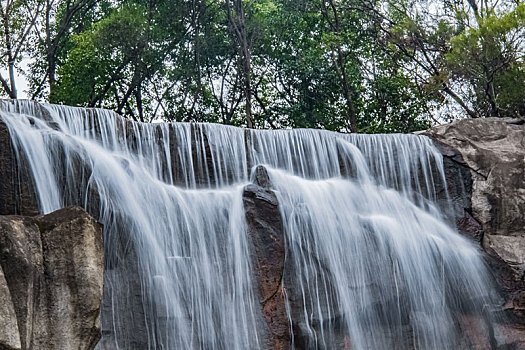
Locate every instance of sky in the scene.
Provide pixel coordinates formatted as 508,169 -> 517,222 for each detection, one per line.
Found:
1,59 -> 30,99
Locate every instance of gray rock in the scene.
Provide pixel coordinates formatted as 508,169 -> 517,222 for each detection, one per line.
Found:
426,118 -> 525,238
426,118 -> 525,346
0,206 -> 103,350
0,264 -> 21,350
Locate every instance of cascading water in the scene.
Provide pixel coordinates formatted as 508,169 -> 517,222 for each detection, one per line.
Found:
0,100 -> 500,349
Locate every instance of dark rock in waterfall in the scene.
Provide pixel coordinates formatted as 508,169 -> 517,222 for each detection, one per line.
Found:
0,119 -> 39,216
243,165 -> 290,350
96,243 -> 150,350
0,206 -> 103,350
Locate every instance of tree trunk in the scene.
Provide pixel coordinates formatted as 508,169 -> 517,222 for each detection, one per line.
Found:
337,48 -> 357,132
45,0 -> 56,100
2,11 -> 16,98
135,83 -> 144,122
226,0 -> 254,128
242,41 -> 254,128
322,0 -> 357,132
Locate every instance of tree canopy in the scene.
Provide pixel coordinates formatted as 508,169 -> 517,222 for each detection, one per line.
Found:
1,0 -> 523,132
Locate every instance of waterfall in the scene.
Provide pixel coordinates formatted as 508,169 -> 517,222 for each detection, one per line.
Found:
0,100 -> 500,349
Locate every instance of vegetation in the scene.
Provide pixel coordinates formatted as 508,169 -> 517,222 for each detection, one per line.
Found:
0,0 -> 524,132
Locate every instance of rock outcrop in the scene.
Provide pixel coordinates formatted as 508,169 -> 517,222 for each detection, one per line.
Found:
243,166 -> 289,350
425,118 -> 525,348
0,206 -> 104,350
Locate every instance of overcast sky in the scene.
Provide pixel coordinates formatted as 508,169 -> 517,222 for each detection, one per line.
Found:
1,59 -> 30,99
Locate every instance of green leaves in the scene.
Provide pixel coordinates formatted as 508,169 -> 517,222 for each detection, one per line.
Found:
14,0 -> 522,129
445,2 -> 525,117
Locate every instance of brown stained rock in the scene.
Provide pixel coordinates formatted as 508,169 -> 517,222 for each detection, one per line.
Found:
457,211 -> 484,244
0,206 -> 103,350
493,323 -> 525,350
243,165 -> 290,350
458,315 -> 493,349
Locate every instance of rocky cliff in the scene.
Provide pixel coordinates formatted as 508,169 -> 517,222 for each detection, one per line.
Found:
425,118 -> 525,348
241,117 -> 525,349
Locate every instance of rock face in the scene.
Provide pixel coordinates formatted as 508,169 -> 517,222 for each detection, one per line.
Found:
425,118 -> 525,348
2,101 -> 525,349
0,206 -> 104,350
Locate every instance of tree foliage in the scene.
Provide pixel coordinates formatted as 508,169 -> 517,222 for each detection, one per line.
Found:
1,0 -> 523,132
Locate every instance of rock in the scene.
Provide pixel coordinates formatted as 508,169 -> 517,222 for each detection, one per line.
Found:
96,246 -> 150,350
0,101 -> 45,216
0,119 -> 15,215
426,118 -> 525,238
0,206 -> 103,350
0,215 -> 44,349
425,118 -> 525,336
0,265 -> 21,350
485,235 -> 525,266
243,165 -> 290,350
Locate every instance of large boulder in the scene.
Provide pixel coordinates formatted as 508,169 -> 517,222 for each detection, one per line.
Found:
0,206 -> 103,350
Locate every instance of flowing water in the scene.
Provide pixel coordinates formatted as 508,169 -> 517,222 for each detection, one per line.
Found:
0,100 -> 499,349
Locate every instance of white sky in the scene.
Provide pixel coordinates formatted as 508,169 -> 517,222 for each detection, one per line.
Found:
1,58 -> 30,99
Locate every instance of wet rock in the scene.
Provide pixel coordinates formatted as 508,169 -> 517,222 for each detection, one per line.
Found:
243,165 -> 290,350
0,206 -> 103,350
0,100 -> 48,216
96,248 -> 149,350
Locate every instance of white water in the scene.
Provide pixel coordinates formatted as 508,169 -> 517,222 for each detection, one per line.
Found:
0,100 -> 499,349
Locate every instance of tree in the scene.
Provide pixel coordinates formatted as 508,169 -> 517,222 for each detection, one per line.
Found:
225,0 -> 255,128
51,0 -> 192,121
319,0 -> 362,132
446,2 -> 525,118
27,0 -> 100,99
385,0 -> 525,119
15,0 -> 504,131
258,0 -> 345,129
0,0 -> 44,98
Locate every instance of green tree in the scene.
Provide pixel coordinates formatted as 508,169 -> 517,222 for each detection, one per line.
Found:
52,0 -> 191,121
387,0 -> 525,119
446,2 -> 525,118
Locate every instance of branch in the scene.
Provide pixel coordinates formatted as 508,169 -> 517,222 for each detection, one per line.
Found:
0,72 -> 13,96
